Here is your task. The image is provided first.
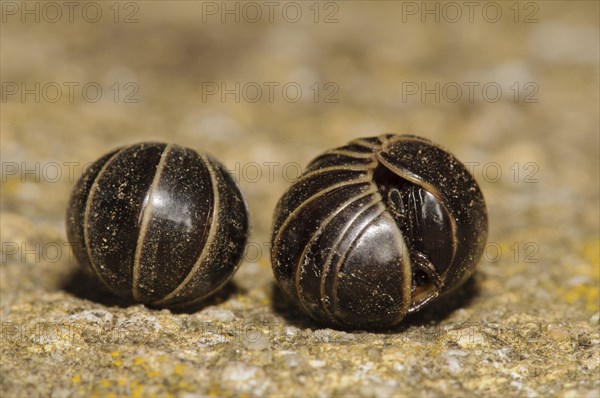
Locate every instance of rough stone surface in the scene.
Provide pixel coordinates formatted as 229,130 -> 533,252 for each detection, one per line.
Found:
1,2 -> 599,397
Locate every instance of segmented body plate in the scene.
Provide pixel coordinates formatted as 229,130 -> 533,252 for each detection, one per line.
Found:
271,134 -> 487,328
67,143 -> 248,307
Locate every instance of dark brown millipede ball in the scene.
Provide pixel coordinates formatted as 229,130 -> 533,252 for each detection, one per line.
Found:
271,134 -> 488,329
67,142 -> 248,308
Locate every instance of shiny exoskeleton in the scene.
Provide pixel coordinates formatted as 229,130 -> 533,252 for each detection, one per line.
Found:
67,143 -> 248,308
271,134 -> 488,329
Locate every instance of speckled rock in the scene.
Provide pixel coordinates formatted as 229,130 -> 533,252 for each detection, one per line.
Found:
1,1 -> 599,397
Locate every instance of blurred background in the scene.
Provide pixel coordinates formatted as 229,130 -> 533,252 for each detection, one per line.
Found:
1,1 -> 599,396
